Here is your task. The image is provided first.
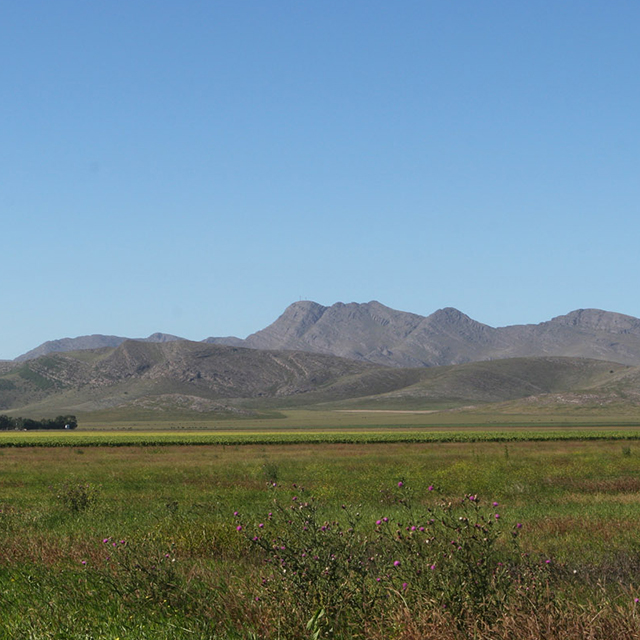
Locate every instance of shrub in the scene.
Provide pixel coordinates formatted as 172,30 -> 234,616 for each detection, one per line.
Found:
54,481 -> 100,513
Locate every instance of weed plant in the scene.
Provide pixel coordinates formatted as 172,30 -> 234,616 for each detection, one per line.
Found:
53,480 -> 101,513
235,481 -> 551,637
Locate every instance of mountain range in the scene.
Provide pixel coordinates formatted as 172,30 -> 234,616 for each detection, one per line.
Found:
14,301 -> 640,368
2,301 -> 640,418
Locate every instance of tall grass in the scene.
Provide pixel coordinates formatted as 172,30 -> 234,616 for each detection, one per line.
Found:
0,440 -> 640,637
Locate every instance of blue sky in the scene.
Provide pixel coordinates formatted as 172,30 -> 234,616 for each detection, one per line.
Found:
2,1 -> 640,359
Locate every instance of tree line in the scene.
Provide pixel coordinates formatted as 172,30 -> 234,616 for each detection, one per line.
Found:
0,415 -> 78,431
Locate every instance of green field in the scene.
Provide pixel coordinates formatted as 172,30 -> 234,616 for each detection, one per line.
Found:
2,420 -> 640,638
48,404 -> 640,431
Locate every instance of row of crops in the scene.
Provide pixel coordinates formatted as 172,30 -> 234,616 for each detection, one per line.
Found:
2,429 -> 640,447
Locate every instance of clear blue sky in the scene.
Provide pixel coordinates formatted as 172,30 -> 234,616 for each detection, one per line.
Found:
2,1 -> 640,359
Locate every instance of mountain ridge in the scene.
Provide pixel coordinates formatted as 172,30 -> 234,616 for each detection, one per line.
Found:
13,301 -> 640,369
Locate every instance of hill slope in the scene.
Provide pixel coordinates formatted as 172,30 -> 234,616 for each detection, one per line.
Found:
0,341 -> 380,414
2,339 -> 639,417
16,333 -> 184,362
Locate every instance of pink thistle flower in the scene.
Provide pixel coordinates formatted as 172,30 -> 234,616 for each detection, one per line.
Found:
394,560 -> 401,567
398,481 -> 404,488
236,525 -> 242,531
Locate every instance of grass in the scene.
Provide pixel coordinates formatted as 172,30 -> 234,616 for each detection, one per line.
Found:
1,438 -> 640,636
7,405 -> 634,435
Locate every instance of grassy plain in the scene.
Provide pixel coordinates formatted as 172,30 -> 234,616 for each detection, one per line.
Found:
69,405 -> 640,430
2,426 -> 640,638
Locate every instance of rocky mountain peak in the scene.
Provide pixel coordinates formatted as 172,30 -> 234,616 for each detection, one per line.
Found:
549,309 -> 640,335
141,333 -> 184,343
427,307 -> 480,326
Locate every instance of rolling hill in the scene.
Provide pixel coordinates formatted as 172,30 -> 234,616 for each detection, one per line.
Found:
1,339 -> 639,418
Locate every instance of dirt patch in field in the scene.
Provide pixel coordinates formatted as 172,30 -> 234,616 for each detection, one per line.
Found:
335,409 -> 441,414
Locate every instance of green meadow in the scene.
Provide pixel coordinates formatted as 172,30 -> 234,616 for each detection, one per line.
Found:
2,414 -> 640,638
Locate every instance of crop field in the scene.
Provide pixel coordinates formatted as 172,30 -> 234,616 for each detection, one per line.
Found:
2,429 -> 640,638
5,427 -> 640,448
